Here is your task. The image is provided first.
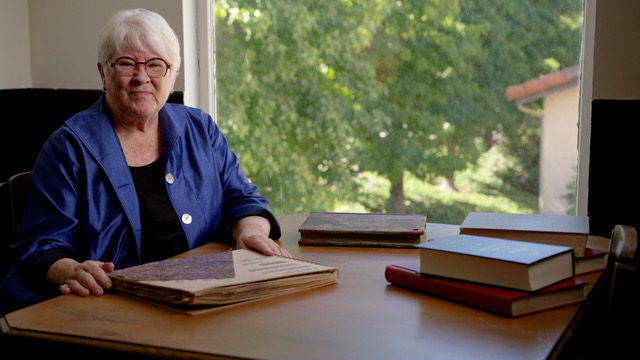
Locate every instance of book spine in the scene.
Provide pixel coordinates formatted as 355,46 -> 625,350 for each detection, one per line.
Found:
384,265 -> 514,317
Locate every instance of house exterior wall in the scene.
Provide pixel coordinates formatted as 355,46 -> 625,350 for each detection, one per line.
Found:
540,85 -> 579,215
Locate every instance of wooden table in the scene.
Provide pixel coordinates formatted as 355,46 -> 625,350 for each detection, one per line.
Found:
0,214 -> 606,359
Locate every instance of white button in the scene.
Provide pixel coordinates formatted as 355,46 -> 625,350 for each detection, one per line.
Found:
165,173 -> 174,184
181,213 -> 192,224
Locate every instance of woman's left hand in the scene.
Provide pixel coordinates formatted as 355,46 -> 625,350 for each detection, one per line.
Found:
232,216 -> 292,258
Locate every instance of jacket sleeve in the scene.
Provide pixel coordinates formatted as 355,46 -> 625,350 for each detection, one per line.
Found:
11,127 -> 85,293
13,128 -> 84,264
205,115 -> 281,240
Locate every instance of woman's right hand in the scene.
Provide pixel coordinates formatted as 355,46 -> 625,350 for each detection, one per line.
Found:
47,258 -> 114,296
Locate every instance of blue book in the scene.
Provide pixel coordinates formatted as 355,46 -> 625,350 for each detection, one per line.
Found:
416,234 -> 574,292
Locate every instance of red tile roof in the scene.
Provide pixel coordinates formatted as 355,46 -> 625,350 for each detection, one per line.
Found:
506,65 -> 580,104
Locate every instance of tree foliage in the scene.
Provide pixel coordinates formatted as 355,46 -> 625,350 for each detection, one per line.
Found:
214,0 -> 583,214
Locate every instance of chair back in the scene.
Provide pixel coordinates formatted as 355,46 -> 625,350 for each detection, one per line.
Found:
555,225 -> 639,359
0,171 -> 32,281
0,181 -> 14,280
606,224 -> 638,321
8,171 -> 31,231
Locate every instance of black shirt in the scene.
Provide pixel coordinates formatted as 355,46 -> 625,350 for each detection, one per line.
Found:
129,157 -> 189,263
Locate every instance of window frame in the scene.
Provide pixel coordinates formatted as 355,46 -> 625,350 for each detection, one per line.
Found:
197,0 -> 591,216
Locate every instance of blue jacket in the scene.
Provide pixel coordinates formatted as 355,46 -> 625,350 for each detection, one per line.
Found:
0,95 -> 280,315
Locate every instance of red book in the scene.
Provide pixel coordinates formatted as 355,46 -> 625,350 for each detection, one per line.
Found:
385,261 -> 587,317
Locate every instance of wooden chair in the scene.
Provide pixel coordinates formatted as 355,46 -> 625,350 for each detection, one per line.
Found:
605,224 -> 638,324
8,172 -> 31,231
0,181 -> 14,281
572,224 -> 639,359
552,224 -> 639,360
0,171 -> 31,281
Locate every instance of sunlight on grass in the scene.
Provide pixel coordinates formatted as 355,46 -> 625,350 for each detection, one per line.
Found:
334,146 -> 537,225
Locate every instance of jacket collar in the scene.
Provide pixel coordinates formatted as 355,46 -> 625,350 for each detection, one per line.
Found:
63,94 -> 186,262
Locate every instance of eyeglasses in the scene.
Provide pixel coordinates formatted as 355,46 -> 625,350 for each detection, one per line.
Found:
109,56 -> 171,78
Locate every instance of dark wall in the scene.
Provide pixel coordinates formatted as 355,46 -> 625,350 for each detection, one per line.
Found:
0,89 -> 101,180
0,88 -> 183,181
588,100 -> 640,238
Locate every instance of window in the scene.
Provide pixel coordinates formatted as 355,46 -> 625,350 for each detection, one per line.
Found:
213,1 -> 584,224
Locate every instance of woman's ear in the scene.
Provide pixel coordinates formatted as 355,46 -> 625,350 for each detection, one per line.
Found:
171,68 -> 180,85
97,62 -> 106,89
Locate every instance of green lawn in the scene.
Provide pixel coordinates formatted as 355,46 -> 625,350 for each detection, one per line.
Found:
335,147 -> 538,226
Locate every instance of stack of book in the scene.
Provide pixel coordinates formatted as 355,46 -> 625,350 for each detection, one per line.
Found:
459,212 -> 590,256
385,212 -> 600,317
459,212 -> 606,275
574,247 -> 607,275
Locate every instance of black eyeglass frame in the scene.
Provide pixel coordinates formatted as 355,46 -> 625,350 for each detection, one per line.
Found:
108,56 -> 171,78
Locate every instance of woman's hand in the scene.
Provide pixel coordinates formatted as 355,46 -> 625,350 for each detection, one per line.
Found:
232,216 -> 292,258
47,258 -> 114,296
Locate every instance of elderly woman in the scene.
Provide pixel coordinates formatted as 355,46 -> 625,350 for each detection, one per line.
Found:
0,8 -> 288,315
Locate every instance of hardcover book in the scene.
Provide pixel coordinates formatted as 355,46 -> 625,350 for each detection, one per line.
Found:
574,247 -> 607,275
385,261 -> 586,317
298,212 -> 427,247
108,249 -> 338,315
416,234 -> 574,292
459,212 -> 589,257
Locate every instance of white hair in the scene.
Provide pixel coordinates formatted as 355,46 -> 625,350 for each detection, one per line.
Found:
97,8 -> 181,70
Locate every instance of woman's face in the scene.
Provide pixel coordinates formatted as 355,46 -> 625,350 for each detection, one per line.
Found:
98,46 -> 178,122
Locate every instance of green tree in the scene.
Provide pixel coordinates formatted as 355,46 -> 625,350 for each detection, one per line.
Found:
458,0 -> 583,194
216,0 -> 382,214
215,0 -> 583,215
353,1 -> 486,213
